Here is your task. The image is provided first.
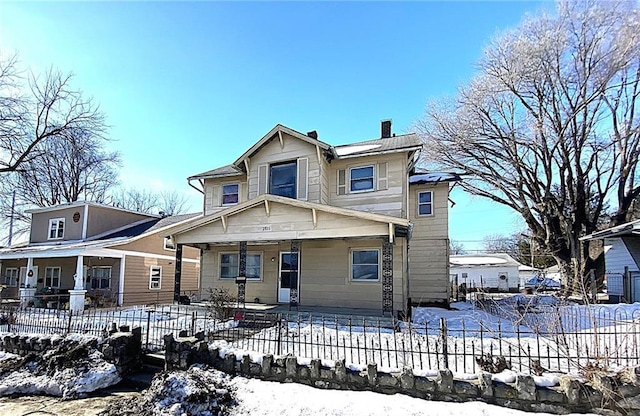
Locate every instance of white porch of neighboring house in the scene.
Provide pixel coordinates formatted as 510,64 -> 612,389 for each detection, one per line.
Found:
172,194 -> 409,315
0,244 -> 125,308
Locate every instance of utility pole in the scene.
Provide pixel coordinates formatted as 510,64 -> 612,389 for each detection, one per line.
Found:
7,190 -> 15,246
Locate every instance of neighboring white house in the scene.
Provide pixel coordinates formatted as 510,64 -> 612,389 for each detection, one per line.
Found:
450,253 -> 521,292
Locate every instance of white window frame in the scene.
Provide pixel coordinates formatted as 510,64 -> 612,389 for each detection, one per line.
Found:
91,266 -> 112,289
349,165 -> 375,193
149,265 -> 162,290
417,190 -> 434,216
221,183 -> 240,206
48,218 -> 65,240
350,248 -> 380,282
4,267 -> 18,287
219,252 -> 262,281
44,266 -> 61,288
163,237 -> 176,251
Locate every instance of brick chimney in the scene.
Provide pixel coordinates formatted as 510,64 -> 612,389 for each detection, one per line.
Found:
381,120 -> 392,138
307,130 -> 318,140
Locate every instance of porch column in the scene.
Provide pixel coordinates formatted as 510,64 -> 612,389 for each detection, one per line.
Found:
19,257 -> 37,306
69,255 -> 87,313
382,239 -> 393,315
173,244 -> 183,302
289,240 -> 299,309
237,241 -> 247,308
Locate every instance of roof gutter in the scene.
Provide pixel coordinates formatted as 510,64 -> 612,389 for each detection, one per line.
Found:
188,178 -> 204,195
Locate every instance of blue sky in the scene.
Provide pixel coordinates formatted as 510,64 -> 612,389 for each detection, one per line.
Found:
0,1 -> 550,251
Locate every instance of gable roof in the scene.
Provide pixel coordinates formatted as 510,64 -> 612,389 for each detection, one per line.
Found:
25,201 -> 161,218
581,219 -> 640,240
332,134 -> 422,158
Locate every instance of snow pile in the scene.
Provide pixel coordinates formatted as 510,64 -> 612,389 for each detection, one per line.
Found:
103,365 -> 235,416
0,335 -> 120,399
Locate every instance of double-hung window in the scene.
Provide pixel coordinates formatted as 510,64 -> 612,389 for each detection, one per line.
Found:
4,268 -> 18,287
149,266 -> 162,289
351,249 -> 380,281
44,267 -> 61,288
91,266 -> 112,289
220,253 -> 262,280
269,161 -> 297,198
48,218 -> 65,240
222,183 -> 239,205
418,191 -> 433,216
349,166 -> 374,192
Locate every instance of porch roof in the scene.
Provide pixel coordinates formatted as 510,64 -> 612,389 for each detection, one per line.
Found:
0,239 -> 127,260
581,219 -> 640,241
171,194 -> 410,245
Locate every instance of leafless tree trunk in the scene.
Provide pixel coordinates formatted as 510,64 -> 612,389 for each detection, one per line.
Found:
415,1 -> 640,289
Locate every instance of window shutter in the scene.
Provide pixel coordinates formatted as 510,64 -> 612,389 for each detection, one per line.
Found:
240,182 -> 247,203
258,164 -> 268,195
212,185 -> 221,206
297,157 -> 308,200
337,169 -> 347,195
377,162 -> 388,190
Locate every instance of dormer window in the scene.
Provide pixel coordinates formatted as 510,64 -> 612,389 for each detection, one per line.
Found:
48,218 -> 65,240
350,165 -> 375,193
222,183 -> 239,205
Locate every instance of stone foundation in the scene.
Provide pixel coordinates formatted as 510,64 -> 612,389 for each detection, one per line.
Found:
165,334 -> 640,415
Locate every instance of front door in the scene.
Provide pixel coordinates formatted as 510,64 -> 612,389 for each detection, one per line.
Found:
278,252 -> 300,303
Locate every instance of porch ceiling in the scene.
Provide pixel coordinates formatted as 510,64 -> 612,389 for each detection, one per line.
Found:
172,194 -> 409,245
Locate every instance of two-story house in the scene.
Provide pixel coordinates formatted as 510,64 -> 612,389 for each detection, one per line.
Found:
171,121 -> 457,315
0,202 -> 201,307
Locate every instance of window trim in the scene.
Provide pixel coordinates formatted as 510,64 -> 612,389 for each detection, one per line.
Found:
219,251 -> 263,281
221,182 -> 240,206
350,248 -> 380,282
417,190 -> 434,217
48,218 -> 65,240
163,237 -> 176,251
4,267 -> 18,287
91,266 -> 112,289
44,266 -> 61,288
149,265 -> 162,290
349,165 -> 375,193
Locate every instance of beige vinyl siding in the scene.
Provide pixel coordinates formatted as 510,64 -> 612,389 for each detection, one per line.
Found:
246,133 -> 322,203
30,207 -> 85,243
408,182 -> 451,304
112,233 -> 200,261
201,239 -> 405,311
86,206 -> 155,238
319,158 -> 330,204
329,153 -> 407,218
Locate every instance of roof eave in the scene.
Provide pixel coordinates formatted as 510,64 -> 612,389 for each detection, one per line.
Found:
334,145 -> 423,159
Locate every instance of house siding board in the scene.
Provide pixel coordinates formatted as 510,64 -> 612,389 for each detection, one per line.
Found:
329,153 -> 406,217
623,236 -> 640,270
604,237 -> 640,274
246,133 -> 322,202
86,206 -> 154,238
30,207 -> 85,243
408,239 -> 449,302
409,183 -> 450,239
449,265 -> 520,290
203,177 -> 249,214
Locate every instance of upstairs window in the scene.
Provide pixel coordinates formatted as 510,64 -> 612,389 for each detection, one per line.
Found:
48,218 -> 65,240
418,191 -> 433,216
270,161 -> 297,198
149,266 -> 162,290
350,166 -> 374,193
222,183 -> 239,205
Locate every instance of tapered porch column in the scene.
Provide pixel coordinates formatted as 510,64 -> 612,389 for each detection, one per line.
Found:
69,255 -> 87,313
382,239 -> 393,315
19,257 -> 37,306
173,244 -> 183,302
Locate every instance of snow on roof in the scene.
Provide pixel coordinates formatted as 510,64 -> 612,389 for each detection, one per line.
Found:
409,172 -> 462,184
450,253 -> 521,267
334,144 -> 382,156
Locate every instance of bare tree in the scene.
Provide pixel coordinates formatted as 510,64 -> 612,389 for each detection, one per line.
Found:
482,233 -> 555,269
415,1 -> 640,289
110,188 -> 160,214
0,52 -> 106,174
158,190 -> 189,216
449,240 -> 466,255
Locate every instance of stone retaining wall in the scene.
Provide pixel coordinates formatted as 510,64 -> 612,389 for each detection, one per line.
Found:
0,325 -> 142,375
165,333 -> 640,415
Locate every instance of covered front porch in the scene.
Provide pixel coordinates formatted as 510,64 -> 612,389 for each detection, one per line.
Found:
0,244 -> 124,308
172,194 -> 410,315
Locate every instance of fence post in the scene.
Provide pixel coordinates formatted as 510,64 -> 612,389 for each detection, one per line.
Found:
67,309 -> 73,334
276,313 -> 282,356
440,317 -> 449,369
145,310 -> 152,350
191,311 -> 196,336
